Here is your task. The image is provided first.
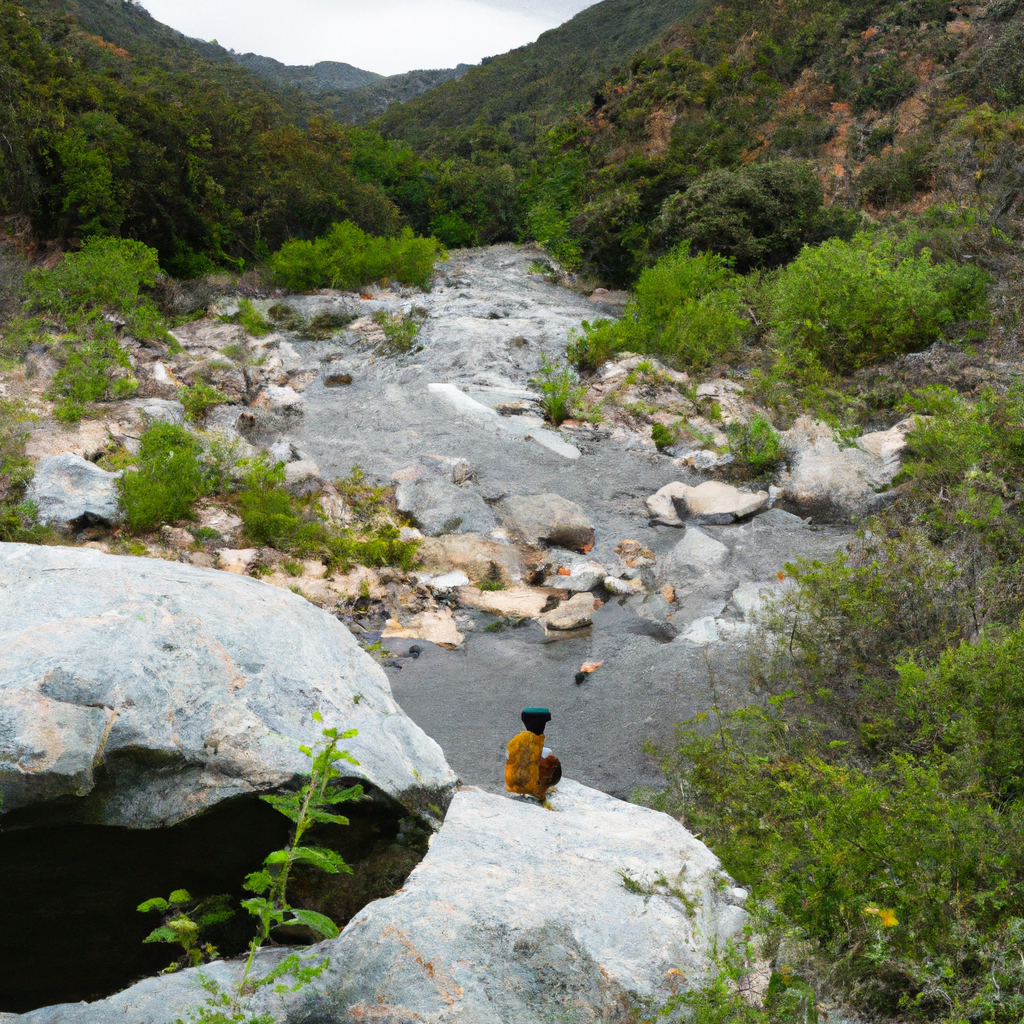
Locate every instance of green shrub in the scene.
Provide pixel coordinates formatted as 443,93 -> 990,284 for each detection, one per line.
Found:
119,423 -> 207,532
857,144 -> 935,206
532,356 -> 586,425
0,397 -> 45,542
770,233 -> 990,374
271,222 -> 445,292
857,55 -> 918,112
236,299 -> 271,338
47,323 -> 139,423
180,380 -> 230,423
374,309 -> 422,353
651,423 -> 674,451
238,456 -> 419,571
656,161 -> 855,271
578,243 -> 747,372
725,414 -> 786,476
23,236 -> 167,342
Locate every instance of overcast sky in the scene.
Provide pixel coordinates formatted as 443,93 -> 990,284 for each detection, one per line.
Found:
141,1 -> 597,76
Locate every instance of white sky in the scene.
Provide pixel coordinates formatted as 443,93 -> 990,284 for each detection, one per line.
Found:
141,1 -> 597,76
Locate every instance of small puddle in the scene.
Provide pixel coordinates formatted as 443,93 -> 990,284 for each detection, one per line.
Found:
0,789 -> 428,1013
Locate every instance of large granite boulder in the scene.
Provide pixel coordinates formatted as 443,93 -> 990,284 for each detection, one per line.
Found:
25,454 -> 121,530
10,781 -> 751,1024
0,543 -> 456,827
395,476 -> 498,537
647,480 -> 768,527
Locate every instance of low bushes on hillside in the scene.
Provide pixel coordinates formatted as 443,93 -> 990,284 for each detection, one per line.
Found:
770,233 -> 990,375
118,424 -> 207,532
270,221 -> 445,292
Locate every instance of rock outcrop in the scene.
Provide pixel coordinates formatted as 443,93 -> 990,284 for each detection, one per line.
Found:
25,454 -> 121,530
0,544 -> 456,827
647,480 -> 769,526
10,781 -> 750,1024
496,493 -> 595,551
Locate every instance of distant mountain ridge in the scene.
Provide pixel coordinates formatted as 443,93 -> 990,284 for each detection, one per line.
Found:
227,52 -> 472,124
229,53 -> 383,93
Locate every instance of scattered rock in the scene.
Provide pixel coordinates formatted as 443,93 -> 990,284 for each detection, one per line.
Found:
26,454 -> 121,530
140,398 -> 185,426
647,480 -> 768,526
395,477 -> 498,537
496,493 -> 595,552
547,559 -> 607,592
420,453 -> 476,484
382,608 -> 465,650
660,527 -> 729,578
416,532 -> 523,582
160,526 -> 194,551
456,585 -> 553,619
542,592 -> 597,631
283,459 -> 322,488
779,417 -> 912,521
675,449 -> 735,471
425,571 -> 471,592
603,576 -> 644,596
258,386 -> 304,416
24,420 -> 113,461
0,543 -> 457,827
216,548 -> 258,574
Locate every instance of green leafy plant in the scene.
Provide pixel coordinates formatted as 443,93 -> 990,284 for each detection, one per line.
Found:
651,423 -> 674,452
0,397 -> 45,542
137,890 -> 234,972
770,233 -> 990,375
118,423 -> 207,532
533,355 -> 586,425
725,414 -> 786,477
221,299 -> 271,339
141,716 -> 363,1024
180,380 -> 230,423
374,309 -> 422,353
271,222 -> 444,292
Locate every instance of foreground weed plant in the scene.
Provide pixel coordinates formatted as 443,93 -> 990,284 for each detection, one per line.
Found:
141,715 -> 363,1023
533,355 -> 586,425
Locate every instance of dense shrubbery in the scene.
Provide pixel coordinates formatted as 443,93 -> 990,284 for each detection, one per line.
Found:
20,237 -> 173,421
656,161 -> 858,271
238,457 -> 419,571
725,414 -> 786,477
769,233 -> 990,375
571,243 -> 747,372
271,222 -> 445,292
0,397 -> 44,542
118,424 -> 207,532
643,385 -> 1024,1021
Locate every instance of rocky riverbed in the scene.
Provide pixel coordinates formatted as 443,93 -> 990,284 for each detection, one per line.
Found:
1,244 -> 913,1018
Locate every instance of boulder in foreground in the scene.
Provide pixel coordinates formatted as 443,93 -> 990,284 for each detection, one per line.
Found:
647,480 -> 768,526
11,781 -> 750,1024
496,493 -> 595,551
0,543 -> 456,827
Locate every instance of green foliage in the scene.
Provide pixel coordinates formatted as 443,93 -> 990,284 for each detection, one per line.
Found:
651,423 -> 675,451
857,55 -> 918,112
577,244 -> 746,372
238,457 -> 419,572
656,161 -> 857,271
642,385 -> 1024,1022
0,397 -> 45,542
856,143 -> 935,206
119,424 -> 207,532
725,414 -> 786,476
180,381 -> 230,423
374,309 -> 423,353
137,891 -> 233,972
271,222 -> 444,292
232,300 -> 272,339
770,233 -> 990,374
23,236 -> 167,342
532,356 -> 587,425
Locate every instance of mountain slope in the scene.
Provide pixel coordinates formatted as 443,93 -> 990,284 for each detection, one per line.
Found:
376,0 -> 704,153
230,53 -> 383,93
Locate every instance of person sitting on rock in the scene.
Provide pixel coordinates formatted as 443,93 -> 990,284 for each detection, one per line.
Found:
505,707 -> 562,800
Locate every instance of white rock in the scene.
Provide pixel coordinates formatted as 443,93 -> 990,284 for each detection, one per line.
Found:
284,459 -> 321,487
261,386 -> 304,415
649,480 -> 768,526
216,548 -> 257,574
525,428 -> 581,460
382,609 -> 465,650
26,454 -> 121,530
427,382 -> 499,421
140,399 -> 185,426
663,527 -> 729,576
543,592 -> 596,630
427,571 -> 471,591
604,575 -> 644,595
680,616 -> 721,644
16,781 -> 748,1023
0,543 -> 456,827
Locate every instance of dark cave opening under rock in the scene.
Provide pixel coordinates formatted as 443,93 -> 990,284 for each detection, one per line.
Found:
0,788 -> 429,1014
